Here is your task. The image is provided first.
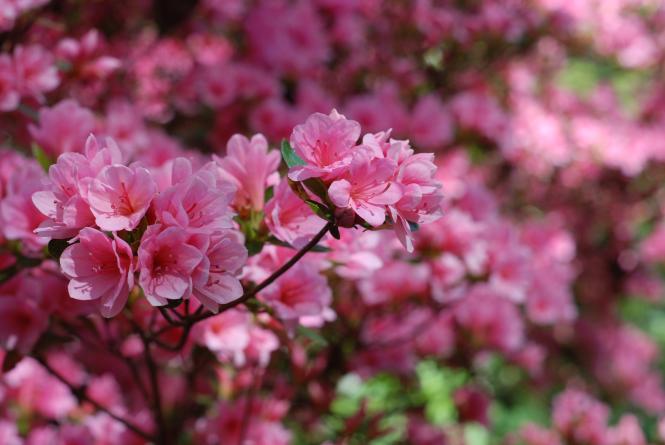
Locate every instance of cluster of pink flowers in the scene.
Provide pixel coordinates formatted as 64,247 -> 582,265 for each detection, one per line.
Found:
32,135 -> 246,316
520,387 -> 665,445
287,110 -> 444,251
1,0 -> 665,443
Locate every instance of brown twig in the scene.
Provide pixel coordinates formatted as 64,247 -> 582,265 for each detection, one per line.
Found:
35,355 -> 154,441
147,221 -> 333,342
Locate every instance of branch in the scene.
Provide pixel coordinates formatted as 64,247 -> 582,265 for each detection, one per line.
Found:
147,221 -> 333,344
35,355 -> 154,441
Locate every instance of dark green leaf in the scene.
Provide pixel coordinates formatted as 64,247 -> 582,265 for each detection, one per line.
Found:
281,140 -> 306,168
329,225 -> 341,240
47,239 -> 71,260
303,178 -> 330,203
246,238 -> 265,256
264,185 -> 275,202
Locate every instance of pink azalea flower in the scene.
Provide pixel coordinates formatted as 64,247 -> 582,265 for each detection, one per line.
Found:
32,135 -> 122,239
409,94 -> 454,150
214,134 -> 280,211
28,100 -> 96,156
12,44 -> 59,99
196,309 -> 251,365
328,152 -> 402,227
264,179 -> 327,248
153,162 -> 235,233
138,225 -> 204,306
453,284 -> 524,352
4,358 -> 77,419
191,230 -> 247,312
87,164 -> 156,231
1,159 -> 48,251
0,295 -> 48,354
59,228 -> 134,317
288,109 -> 361,181
258,262 -> 332,324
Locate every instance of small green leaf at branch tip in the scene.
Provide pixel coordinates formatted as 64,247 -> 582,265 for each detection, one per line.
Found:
32,144 -> 53,172
281,140 -> 306,168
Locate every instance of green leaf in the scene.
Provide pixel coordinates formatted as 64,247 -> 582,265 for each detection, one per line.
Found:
246,238 -> 265,256
464,423 -> 489,445
303,178 -> 330,203
305,200 -> 331,220
47,238 -> 71,260
281,140 -> 306,168
32,144 -> 53,172
264,185 -> 275,202
297,325 -> 328,347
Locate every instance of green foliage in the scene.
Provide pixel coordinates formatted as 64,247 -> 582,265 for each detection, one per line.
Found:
417,360 -> 467,425
312,362 -> 468,444
557,57 -> 651,113
31,144 -> 53,172
281,140 -> 306,168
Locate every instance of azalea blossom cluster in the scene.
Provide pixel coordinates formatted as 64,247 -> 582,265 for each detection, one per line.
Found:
1,0 -> 665,444
33,134 -> 246,317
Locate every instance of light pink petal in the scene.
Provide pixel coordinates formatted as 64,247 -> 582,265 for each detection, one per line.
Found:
353,201 -> 386,227
328,179 -> 351,208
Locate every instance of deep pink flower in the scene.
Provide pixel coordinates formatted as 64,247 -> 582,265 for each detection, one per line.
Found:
0,295 -> 48,354
138,225 -> 204,306
59,228 -> 134,317
288,109 -> 360,181
328,152 -> 401,227
213,134 -> 280,212
87,164 -> 156,231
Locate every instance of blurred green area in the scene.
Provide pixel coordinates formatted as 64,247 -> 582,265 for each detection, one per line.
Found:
557,57 -> 651,114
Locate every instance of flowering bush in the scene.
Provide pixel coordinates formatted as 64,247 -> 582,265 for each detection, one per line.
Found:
1,1 -> 665,444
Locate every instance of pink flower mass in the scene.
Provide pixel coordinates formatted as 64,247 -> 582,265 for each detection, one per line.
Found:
1,1 -> 665,444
